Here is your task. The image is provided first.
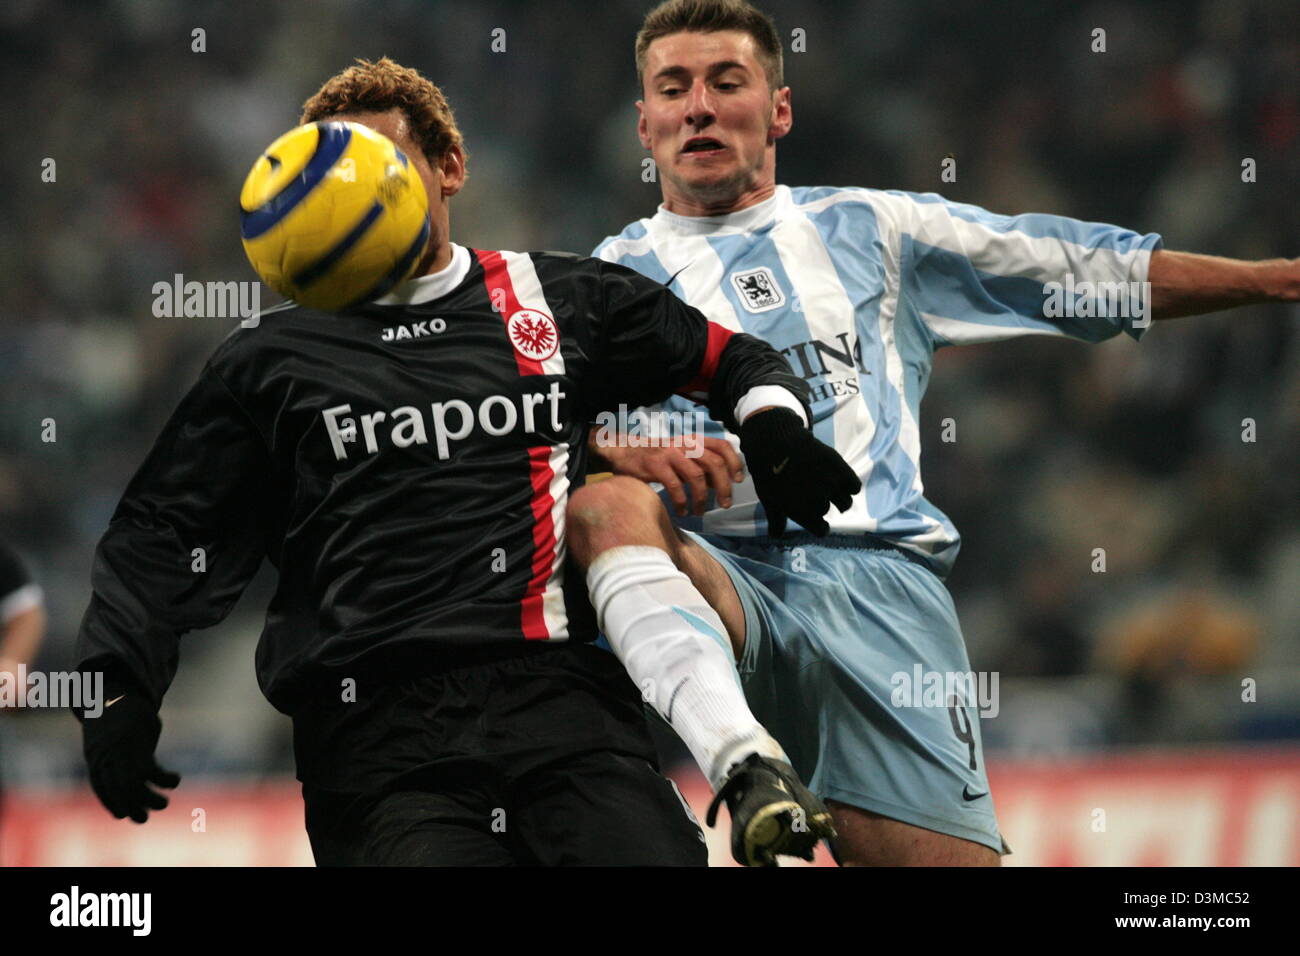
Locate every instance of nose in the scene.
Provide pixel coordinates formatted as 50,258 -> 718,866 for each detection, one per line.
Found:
684,80 -> 715,129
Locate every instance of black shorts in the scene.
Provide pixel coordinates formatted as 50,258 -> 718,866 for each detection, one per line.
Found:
296,642 -> 706,866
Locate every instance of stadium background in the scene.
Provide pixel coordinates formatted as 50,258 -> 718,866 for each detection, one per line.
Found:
1,0 -> 1297,865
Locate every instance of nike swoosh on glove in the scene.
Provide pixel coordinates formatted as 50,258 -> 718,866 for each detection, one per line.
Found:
738,408 -> 862,537
77,677 -> 180,823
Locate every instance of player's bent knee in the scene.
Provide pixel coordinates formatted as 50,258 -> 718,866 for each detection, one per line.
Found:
567,476 -> 671,564
568,475 -> 660,525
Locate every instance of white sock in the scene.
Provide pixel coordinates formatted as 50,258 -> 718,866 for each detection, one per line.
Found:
586,545 -> 787,788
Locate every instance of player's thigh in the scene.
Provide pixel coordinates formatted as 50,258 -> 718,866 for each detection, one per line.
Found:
827,800 -> 1000,867
671,527 -> 747,659
805,553 -> 1005,862
357,789 -> 516,866
699,543 -> 1007,861
513,751 -> 707,866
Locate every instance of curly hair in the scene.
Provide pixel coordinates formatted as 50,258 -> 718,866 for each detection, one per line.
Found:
300,57 -> 467,174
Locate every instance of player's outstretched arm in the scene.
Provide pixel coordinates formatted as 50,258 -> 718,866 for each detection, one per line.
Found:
76,358 -> 272,822
885,194 -> 1298,344
1149,250 -> 1300,320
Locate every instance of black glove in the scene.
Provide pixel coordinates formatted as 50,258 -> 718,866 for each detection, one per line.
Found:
738,408 -> 861,537
77,671 -> 180,823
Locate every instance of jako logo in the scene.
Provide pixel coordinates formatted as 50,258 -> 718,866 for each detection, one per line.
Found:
50,886 -> 151,936
382,319 -> 447,341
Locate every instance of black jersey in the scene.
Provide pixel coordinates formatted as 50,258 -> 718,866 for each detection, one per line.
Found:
75,246 -> 808,714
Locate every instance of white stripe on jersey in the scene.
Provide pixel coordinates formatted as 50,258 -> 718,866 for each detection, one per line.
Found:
501,250 -> 568,377
540,441 -> 572,640
656,236 -> 746,334
665,236 -> 760,530
855,192 -> 946,548
597,234 -> 656,261
919,313 -> 1065,343
769,214 -> 877,530
499,250 -> 570,639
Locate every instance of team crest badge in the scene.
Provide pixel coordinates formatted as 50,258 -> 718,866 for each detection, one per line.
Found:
730,267 -> 786,313
507,308 -> 559,361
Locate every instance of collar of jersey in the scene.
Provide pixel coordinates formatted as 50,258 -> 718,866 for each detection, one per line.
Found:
374,242 -> 472,306
651,185 -> 789,235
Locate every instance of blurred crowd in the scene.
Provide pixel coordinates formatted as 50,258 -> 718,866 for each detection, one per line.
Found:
0,0 -> 1296,779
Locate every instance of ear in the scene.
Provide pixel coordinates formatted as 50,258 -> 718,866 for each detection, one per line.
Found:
768,86 -> 793,143
636,100 -> 652,150
438,145 -> 466,198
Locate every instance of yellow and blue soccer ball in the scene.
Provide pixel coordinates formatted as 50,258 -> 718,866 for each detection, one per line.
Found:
239,121 -> 430,311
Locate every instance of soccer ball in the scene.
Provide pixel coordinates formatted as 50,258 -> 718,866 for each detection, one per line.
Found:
239,121 -> 431,311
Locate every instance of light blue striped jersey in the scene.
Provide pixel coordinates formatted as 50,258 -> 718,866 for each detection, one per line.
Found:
593,185 -> 1162,576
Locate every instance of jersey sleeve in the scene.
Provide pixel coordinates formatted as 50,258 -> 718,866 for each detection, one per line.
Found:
586,259 -> 809,432
0,543 -> 42,624
881,191 -> 1164,348
75,361 -> 273,707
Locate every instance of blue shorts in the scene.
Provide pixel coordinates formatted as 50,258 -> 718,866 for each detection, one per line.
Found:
689,531 -> 1007,855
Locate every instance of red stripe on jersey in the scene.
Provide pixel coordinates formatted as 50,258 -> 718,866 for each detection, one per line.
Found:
474,248 -> 545,377
522,444 -> 559,640
678,321 -> 733,399
474,249 -> 559,640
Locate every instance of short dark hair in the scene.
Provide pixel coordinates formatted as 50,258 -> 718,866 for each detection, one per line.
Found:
636,0 -> 783,91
